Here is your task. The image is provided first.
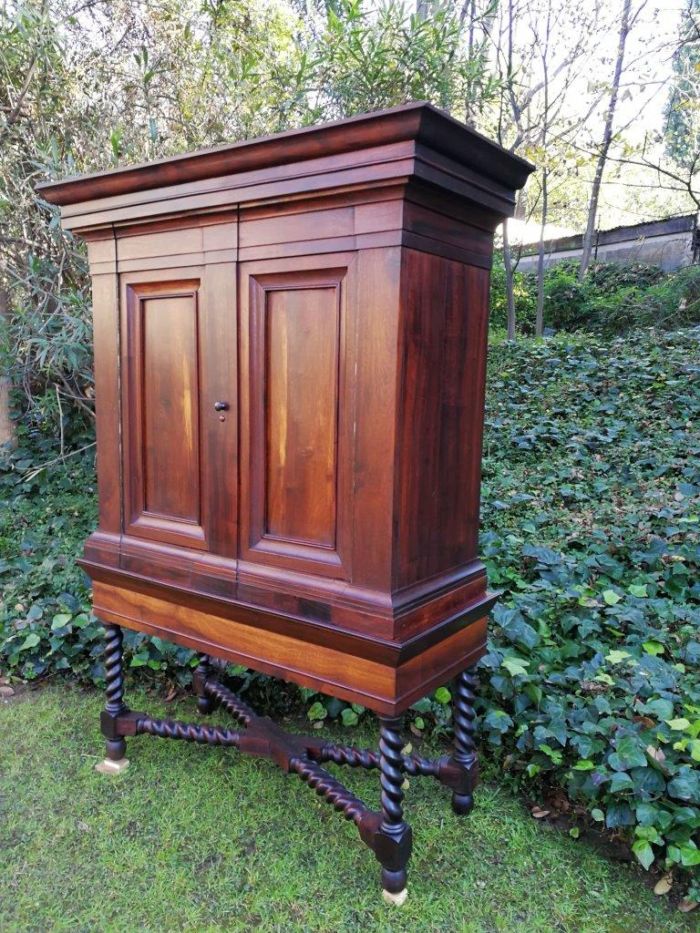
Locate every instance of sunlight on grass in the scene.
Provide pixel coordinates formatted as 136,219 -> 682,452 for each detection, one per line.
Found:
0,685 -> 693,932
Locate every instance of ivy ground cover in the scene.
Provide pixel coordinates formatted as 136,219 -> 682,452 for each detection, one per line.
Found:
1,326 -> 699,899
479,327 -> 700,896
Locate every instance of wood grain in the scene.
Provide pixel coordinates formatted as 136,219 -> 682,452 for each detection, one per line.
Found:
265,283 -> 339,547
50,107 -> 533,709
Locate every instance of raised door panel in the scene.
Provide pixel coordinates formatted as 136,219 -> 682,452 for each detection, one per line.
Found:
142,290 -> 200,522
266,286 -> 339,546
239,255 -> 355,579
121,265 -> 237,553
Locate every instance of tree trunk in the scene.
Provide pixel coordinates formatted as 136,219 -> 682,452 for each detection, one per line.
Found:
502,219 -> 517,341
535,169 -> 548,337
0,286 -> 15,450
579,0 -> 632,280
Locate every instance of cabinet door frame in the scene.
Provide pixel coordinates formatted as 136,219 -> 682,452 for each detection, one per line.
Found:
239,252 -> 357,580
120,262 -> 237,555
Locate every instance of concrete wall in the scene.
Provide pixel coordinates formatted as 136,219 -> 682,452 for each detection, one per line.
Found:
517,214 -> 698,274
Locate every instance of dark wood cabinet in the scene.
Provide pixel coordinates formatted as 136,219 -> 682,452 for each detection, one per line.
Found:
39,104 -> 532,899
40,102 -> 532,716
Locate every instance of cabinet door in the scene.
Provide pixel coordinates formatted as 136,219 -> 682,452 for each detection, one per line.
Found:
239,253 -> 356,580
120,265 -> 237,554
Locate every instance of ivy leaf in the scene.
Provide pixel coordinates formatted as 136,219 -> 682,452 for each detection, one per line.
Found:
434,687 -> 451,704
602,590 -> 622,606
19,632 -> 41,651
51,613 -> 72,631
678,843 -> 700,867
502,657 -> 530,677
632,839 -> 655,871
609,771 -> 634,793
611,736 -> 647,770
666,718 -> 691,731
668,770 -> 700,803
606,650 -> 631,665
307,701 -> 327,722
483,709 -> 513,733
606,803 -> 635,828
522,544 -> 562,566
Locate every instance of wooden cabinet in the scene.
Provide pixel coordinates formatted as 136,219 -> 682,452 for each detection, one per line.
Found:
39,103 -> 532,716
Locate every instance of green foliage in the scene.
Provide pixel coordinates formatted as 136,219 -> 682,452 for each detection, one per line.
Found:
479,327 -> 700,884
2,0 -> 498,434
490,257 -> 700,336
488,255 -> 537,333
3,327 -> 699,890
664,0 -> 700,170
312,0 -> 496,120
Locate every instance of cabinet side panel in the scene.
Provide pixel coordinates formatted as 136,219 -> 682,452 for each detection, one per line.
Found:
394,248 -> 490,590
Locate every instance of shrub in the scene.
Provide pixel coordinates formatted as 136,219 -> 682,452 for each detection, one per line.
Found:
490,256 -> 700,337
542,263 -> 588,331
586,260 -> 665,294
489,256 -> 537,333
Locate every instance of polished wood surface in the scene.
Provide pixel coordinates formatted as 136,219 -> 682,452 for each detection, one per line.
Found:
41,103 -> 533,714
92,579 -> 488,715
240,257 -> 353,577
125,279 -> 204,543
38,102 -> 532,208
265,279 -> 339,547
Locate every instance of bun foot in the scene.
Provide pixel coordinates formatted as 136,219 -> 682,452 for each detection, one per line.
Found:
452,791 -> 474,815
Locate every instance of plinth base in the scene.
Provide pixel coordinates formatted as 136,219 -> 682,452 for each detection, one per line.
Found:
98,623 -> 480,900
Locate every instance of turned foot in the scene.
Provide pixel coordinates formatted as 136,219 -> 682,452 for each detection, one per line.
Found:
382,884 -> 408,906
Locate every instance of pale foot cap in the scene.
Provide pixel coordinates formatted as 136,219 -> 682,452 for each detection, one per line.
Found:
382,887 -> 408,907
95,758 -> 129,774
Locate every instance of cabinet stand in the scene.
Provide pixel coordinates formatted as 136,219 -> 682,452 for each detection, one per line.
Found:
98,623 -> 479,903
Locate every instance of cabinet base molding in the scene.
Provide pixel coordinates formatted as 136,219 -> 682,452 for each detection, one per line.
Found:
92,577 -> 490,716
98,622 -> 480,900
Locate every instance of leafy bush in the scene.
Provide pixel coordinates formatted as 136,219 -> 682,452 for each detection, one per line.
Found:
586,261 -> 666,294
489,257 -> 537,333
540,263 -> 589,331
490,257 -> 700,337
1,327 -> 699,892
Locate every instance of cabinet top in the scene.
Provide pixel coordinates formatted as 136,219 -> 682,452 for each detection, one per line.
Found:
38,102 -> 532,209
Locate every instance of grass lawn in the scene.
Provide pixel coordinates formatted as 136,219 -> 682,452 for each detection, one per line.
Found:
0,684 -> 694,932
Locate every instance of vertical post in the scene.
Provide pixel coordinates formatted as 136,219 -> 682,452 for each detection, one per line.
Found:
100,623 -> 128,762
450,666 -> 479,815
377,716 -> 412,903
193,652 -> 214,714
0,286 -> 15,451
